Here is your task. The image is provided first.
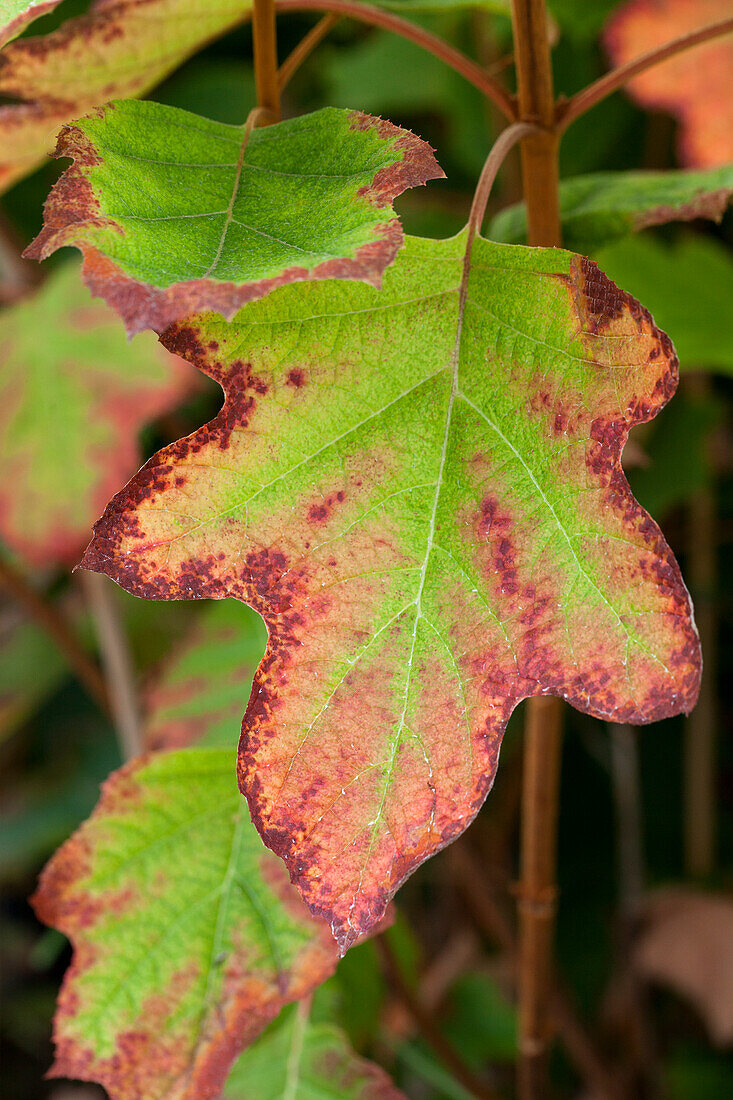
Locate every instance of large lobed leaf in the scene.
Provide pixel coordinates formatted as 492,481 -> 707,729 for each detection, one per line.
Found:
0,263 -> 193,568
32,749 -> 340,1100
27,100 -> 442,334
80,231 -> 700,952
604,0 -> 733,168
490,166 -> 733,252
0,0 -> 251,193
223,1000 -> 407,1099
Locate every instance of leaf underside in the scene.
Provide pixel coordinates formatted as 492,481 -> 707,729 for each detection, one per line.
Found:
0,263 -> 192,568
604,0 -> 733,168
81,231 -> 701,952
27,100 -> 442,334
490,165 -> 733,252
32,749 -> 339,1100
0,0 -> 252,193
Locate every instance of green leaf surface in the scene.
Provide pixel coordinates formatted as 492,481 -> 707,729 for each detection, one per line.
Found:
32,749 -> 338,1100
144,599 -> 267,752
0,263 -> 193,567
593,235 -> 733,374
223,1000 -> 406,1098
28,100 -> 442,334
0,0 -> 252,193
0,0 -> 60,46
81,231 -> 700,952
489,167 -> 733,252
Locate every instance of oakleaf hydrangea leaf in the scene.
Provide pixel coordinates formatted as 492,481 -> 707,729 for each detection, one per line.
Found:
0,263 -> 193,568
0,0 -> 61,47
144,600 -> 267,752
32,749 -> 339,1100
223,1000 -> 407,1099
0,0 -> 252,193
490,166 -> 733,252
80,232 -> 701,952
594,235 -> 733,374
27,100 -> 442,335
604,0 -> 733,168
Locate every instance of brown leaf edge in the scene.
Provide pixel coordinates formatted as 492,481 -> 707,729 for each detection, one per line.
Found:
30,752 -> 342,1100
0,1 -> 61,48
25,104 -> 445,336
634,185 -> 733,231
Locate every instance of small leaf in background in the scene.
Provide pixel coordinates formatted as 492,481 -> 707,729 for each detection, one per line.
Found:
143,599 -> 267,752
0,0 -> 252,193
593,235 -> 733,374
222,999 -> 407,1099
27,101 -> 443,334
634,888 -> 733,1046
0,0 -> 61,47
0,262 -> 194,567
489,166 -> 733,252
604,0 -> 733,168
32,749 -> 339,1100
80,232 -> 699,951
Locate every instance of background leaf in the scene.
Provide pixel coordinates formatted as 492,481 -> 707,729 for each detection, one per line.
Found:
0,0 -> 62,47
32,748 -> 339,1100
0,0 -> 252,193
27,100 -> 443,334
223,999 -> 407,1099
489,166 -> 733,252
143,599 -> 267,752
0,262 -> 194,567
80,232 -> 699,952
604,0 -> 733,168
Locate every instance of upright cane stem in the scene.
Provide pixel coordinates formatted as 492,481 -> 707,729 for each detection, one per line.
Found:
509,3 -> 565,1097
253,0 -> 281,122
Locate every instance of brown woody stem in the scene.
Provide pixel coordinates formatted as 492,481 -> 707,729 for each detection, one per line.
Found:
253,0 -> 281,122
508,3 -> 565,1095
558,16 -> 733,132
278,14 -> 340,90
276,0 -> 517,119
79,571 -> 142,761
375,935 -> 500,1100
449,843 -> 623,1100
0,556 -> 109,714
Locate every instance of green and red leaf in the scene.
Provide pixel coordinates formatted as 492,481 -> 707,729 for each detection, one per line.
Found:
26,100 -> 442,334
223,1000 -> 407,1099
0,0 -> 251,193
0,262 -> 193,568
80,232 -> 700,951
604,0 -> 733,168
0,0 -> 61,47
32,749 -> 339,1100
